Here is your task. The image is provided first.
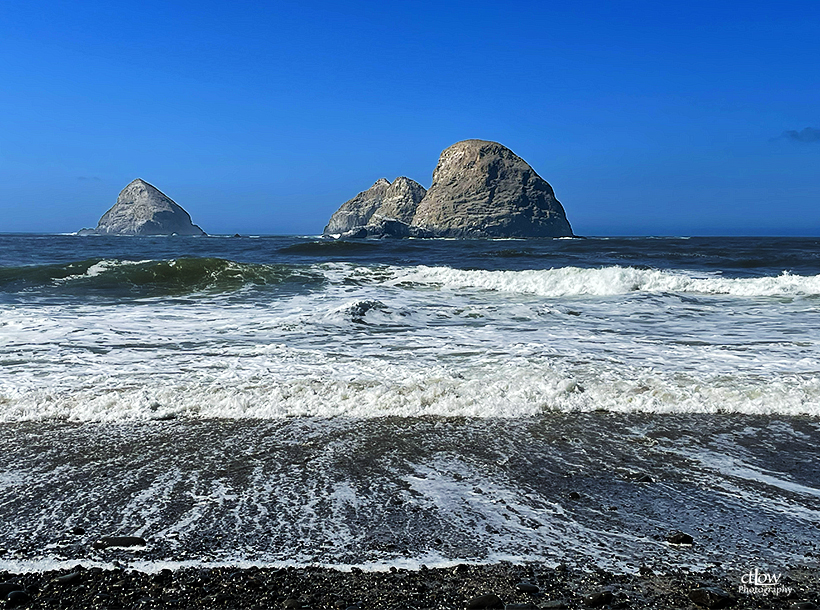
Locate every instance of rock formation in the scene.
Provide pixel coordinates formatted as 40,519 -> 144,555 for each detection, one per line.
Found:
323,177 -> 427,237
412,140 -> 573,238
79,179 -> 205,236
323,140 -> 573,238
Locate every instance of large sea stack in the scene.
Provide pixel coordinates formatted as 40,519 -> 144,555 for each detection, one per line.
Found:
80,179 -> 205,236
413,140 -> 573,238
323,140 -> 573,238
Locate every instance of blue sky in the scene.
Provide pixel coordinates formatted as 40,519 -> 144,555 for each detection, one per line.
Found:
1,0 -> 818,235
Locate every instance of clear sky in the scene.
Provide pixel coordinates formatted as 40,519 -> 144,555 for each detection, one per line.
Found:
1,0 -> 818,236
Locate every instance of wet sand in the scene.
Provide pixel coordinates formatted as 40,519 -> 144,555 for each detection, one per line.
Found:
0,414 -> 818,608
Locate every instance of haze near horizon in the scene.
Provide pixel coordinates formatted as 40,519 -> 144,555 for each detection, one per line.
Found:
1,0 -> 818,236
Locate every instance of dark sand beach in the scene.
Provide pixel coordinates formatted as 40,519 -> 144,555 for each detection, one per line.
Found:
1,561 -> 818,609
1,414 -> 818,608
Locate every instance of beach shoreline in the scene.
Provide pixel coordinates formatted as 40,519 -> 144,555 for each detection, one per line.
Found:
1,561 -> 817,609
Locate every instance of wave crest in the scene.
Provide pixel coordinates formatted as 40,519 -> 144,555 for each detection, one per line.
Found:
0,258 -> 324,297
393,265 -> 820,298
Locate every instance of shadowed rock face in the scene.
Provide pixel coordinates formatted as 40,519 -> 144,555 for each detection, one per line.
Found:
323,140 -> 573,238
82,179 -> 205,236
323,178 -> 391,235
323,177 -> 427,237
412,140 -> 573,238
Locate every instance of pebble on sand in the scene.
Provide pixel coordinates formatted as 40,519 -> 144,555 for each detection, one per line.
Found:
466,593 -> 505,609
666,531 -> 694,545
6,589 -> 31,605
52,572 -> 82,585
515,582 -> 540,594
0,582 -> 23,597
91,535 -> 147,549
583,590 -> 614,607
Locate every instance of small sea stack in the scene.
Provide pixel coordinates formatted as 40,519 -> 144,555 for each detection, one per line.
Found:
323,176 -> 428,237
79,179 -> 206,236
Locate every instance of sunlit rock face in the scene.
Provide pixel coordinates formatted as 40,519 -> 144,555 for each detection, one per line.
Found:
323,140 -> 573,238
323,177 -> 427,237
411,139 -> 573,238
82,179 -> 205,236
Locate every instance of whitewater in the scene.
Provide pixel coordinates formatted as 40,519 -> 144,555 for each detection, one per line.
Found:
0,234 -> 818,574
2,255 -> 820,421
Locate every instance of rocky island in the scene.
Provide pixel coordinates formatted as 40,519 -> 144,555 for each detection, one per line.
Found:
324,140 -> 573,238
324,176 -> 428,238
79,179 -> 206,236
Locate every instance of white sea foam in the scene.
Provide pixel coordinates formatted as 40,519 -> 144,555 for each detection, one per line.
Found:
1,333 -> 818,421
0,557 -> 546,574
391,265 -> 820,298
2,262 -> 819,421
54,259 -> 149,283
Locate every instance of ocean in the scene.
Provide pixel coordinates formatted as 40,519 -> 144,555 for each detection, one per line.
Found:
0,234 -> 818,576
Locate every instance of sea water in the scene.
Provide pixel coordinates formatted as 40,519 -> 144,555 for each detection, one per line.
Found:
0,235 -> 818,573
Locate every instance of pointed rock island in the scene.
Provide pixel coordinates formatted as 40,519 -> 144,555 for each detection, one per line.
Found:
324,140 -> 573,238
79,179 -> 206,236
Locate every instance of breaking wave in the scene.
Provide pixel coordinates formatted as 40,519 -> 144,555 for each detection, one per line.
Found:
0,258 -> 324,297
4,259 -> 819,300
2,361 -> 819,422
393,265 -> 820,298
